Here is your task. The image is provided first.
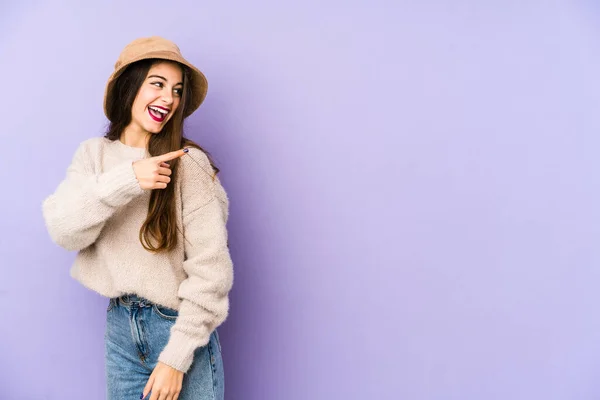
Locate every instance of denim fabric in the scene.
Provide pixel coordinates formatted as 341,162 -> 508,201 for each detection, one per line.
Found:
105,294 -> 224,399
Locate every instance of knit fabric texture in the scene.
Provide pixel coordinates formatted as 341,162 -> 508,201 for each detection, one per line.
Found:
42,137 -> 234,373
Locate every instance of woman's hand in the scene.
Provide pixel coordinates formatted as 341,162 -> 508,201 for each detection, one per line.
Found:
133,149 -> 188,190
142,361 -> 184,400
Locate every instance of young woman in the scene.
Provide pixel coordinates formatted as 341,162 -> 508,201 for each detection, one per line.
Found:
42,36 -> 233,400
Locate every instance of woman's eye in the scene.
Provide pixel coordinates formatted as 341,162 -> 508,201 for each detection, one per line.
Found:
174,88 -> 183,96
152,82 -> 163,88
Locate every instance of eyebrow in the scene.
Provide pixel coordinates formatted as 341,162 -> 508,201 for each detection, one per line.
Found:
147,75 -> 183,86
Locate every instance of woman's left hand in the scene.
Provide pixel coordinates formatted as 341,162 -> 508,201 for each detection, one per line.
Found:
142,361 -> 184,400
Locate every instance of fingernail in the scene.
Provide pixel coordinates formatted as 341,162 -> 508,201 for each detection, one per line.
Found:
183,148 -> 189,153
140,394 -> 144,399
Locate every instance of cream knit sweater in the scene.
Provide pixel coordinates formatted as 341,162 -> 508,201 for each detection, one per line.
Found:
42,137 -> 234,373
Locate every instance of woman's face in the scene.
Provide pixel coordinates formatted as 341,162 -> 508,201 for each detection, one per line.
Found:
130,61 -> 183,134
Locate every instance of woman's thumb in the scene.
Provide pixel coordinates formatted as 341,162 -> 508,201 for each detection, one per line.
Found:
141,374 -> 154,399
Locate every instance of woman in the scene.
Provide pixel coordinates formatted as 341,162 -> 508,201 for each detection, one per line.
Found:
42,36 -> 233,400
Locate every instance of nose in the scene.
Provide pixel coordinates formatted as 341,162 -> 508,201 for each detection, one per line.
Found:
161,90 -> 174,106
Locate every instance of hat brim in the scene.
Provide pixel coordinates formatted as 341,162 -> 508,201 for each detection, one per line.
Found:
103,49 -> 208,120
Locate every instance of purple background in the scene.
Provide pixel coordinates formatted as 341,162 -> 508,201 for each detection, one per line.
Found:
2,1 -> 600,399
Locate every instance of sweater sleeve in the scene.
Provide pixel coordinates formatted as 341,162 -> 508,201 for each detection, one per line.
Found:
158,149 -> 234,373
42,141 -> 145,251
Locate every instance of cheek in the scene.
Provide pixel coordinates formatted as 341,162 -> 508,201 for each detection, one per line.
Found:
132,95 -> 145,114
132,101 -> 146,121
172,98 -> 182,112
134,88 -> 153,110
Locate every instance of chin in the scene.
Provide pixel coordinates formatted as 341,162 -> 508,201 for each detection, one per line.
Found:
142,119 -> 167,134
145,126 -> 163,134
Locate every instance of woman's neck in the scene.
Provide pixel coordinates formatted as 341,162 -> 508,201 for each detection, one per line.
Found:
120,124 -> 150,149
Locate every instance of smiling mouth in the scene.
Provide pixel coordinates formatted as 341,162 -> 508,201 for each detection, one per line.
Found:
148,105 -> 169,122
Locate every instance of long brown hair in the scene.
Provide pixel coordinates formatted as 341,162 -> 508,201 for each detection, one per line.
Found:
104,58 -> 219,252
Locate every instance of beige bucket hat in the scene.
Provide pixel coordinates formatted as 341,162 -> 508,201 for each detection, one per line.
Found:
103,36 -> 208,120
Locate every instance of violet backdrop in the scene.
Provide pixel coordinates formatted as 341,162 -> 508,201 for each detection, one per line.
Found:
2,1 -> 600,399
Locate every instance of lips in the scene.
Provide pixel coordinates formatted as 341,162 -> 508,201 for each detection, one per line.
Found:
148,105 -> 170,122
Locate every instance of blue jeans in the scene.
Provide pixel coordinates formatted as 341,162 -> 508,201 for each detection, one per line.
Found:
105,294 -> 224,399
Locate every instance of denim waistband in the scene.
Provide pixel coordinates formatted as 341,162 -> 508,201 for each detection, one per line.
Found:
115,294 -> 154,308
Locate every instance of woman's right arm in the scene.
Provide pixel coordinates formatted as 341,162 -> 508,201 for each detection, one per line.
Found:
42,141 -> 145,251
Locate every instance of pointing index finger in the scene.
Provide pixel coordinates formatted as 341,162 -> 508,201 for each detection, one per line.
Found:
155,148 -> 188,162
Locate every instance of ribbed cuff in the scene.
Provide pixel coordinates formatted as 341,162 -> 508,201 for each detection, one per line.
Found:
95,161 -> 145,207
158,330 -> 209,373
